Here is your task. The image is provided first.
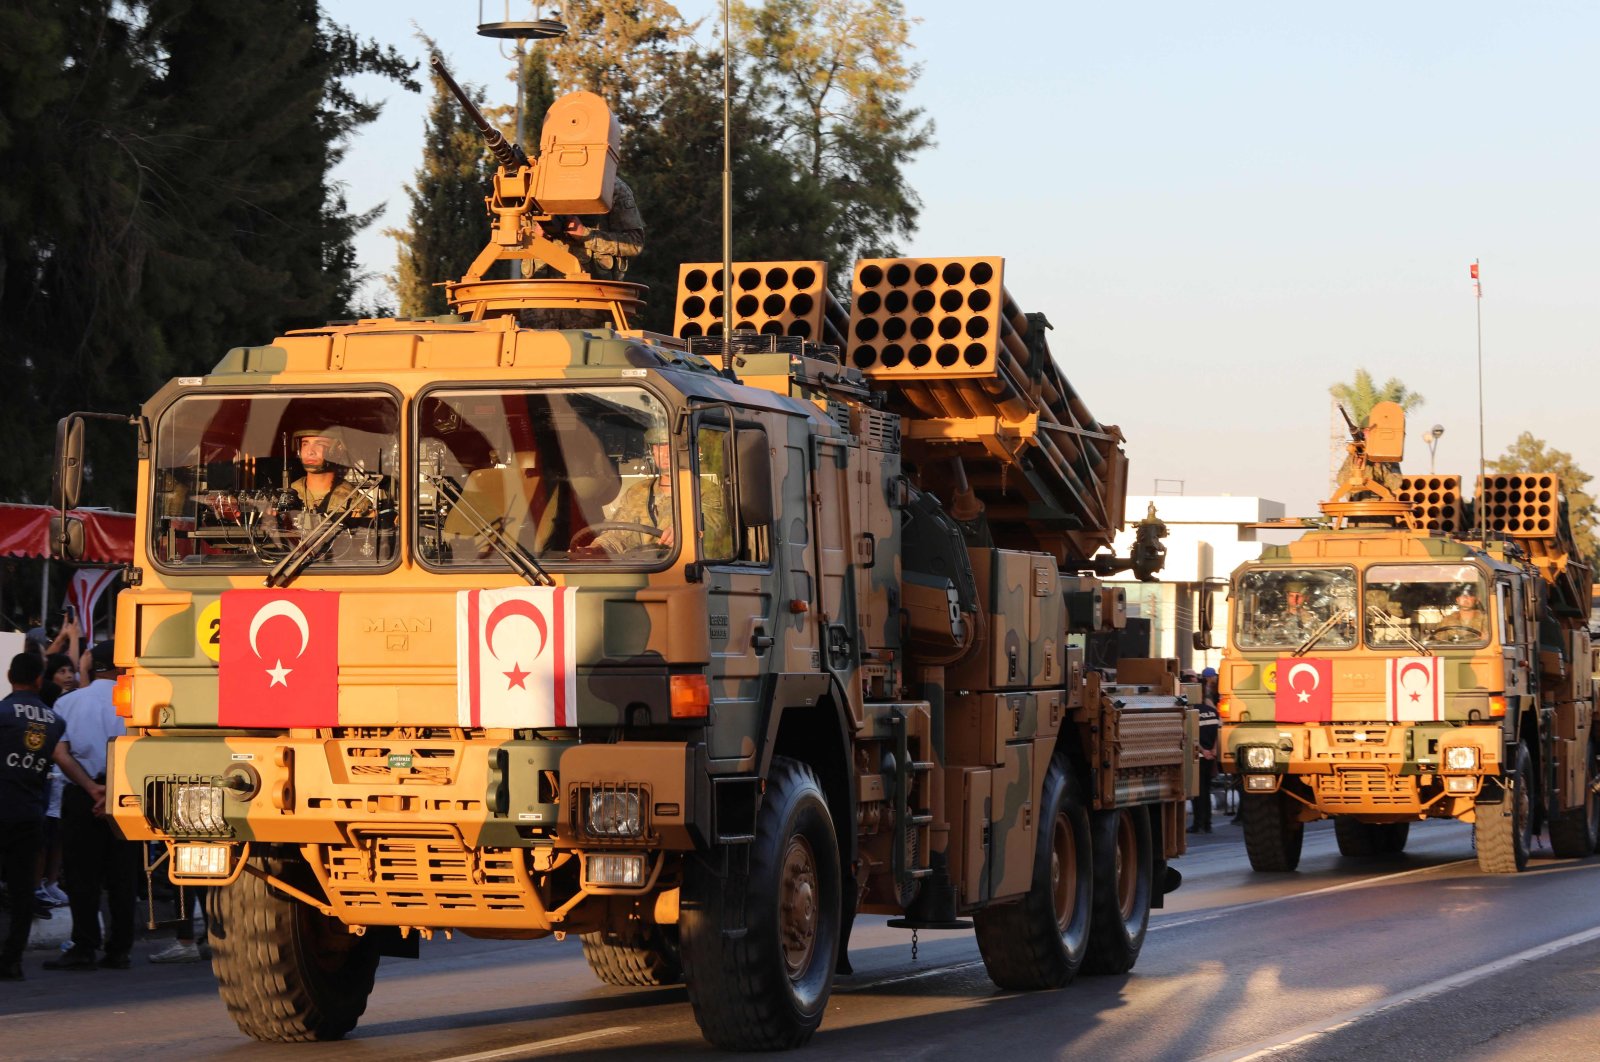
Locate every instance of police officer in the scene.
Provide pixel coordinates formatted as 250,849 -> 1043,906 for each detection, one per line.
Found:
1191,667 -> 1221,834
0,654 -> 66,979
44,642 -> 139,971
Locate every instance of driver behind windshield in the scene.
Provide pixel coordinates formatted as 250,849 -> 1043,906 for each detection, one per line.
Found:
287,426 -> 374,517
1445,584 -> 1489,635
595,426 -> 674,553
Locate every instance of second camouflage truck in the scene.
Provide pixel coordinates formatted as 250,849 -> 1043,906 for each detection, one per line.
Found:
60,80 -> 1194,1049
1215,402 -> 1598,874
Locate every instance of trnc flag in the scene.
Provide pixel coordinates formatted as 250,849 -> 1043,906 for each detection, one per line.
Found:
219,590 -> 341,727
457,587 -> 577,728
1274,656 -> 1334,723
65,568 -> 119,643
1387,656 -> 1444,722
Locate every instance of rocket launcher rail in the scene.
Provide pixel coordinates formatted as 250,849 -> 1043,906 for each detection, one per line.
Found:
845,256 -> 1129,564
1474,472 -> 1593,618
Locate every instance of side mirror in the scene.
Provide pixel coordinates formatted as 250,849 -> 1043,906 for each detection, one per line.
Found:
50,514 -> 86,562
1193,579 -> 1221,651
735,430 -> 772,527
52,415 -> 85,511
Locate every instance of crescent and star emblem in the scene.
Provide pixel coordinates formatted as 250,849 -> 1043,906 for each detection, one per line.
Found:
1286,662 -> 1321,704
484,599 -> 549,691
248,599 -> 312,688
1398,660 -> 1432,703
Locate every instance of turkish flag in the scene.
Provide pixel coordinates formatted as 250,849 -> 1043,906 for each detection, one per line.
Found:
1387,656 -> 1444,722
457,587 -> 577,729
219,590 -> 340,727
1274,656 -> 1333,723
1470,263 -> 1479,279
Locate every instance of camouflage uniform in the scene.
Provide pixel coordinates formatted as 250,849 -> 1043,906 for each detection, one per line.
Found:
289,476 -> 373,518
594,479 -> 672,553
593,477 -> 730,556
573,177 -> 645,280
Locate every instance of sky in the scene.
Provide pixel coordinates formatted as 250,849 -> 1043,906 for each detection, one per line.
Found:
326,1 -> 1600,517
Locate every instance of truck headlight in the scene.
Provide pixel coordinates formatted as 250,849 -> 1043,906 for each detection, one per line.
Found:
173,842 -> 236,878
173,784 -> 227,835
586,788 -> 643,838
1443,746 -> 1479,771
585,853 -> 646,887
1244,746 -> 1276,771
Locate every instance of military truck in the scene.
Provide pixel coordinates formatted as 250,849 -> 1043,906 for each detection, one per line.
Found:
53,76 -> 1194,1049
1213,402 -> 1598,874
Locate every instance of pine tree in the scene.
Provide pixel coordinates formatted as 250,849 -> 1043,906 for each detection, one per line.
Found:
734,0 -> 934,264
0,0 -> 417,508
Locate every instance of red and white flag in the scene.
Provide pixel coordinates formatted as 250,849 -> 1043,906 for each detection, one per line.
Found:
1275,656 -> 1334,723
457,587 -> 577,728
1387,656 -> 1444,722
65,568 -> 119,643
219,590 -> 341,727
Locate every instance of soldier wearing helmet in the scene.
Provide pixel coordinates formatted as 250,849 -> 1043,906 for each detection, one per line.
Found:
288,426 -> 372,517
1447,583 -> 1489,636
592,424 -> 676,554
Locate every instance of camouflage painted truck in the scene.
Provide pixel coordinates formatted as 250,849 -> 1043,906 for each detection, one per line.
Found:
53,81 -> 1194,1049
1214,401 -> 1598,874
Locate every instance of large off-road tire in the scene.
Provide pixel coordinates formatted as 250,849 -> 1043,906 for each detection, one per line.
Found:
1548,735 -> 1600,858
973,753 -> 1093,990
1081,805 -> 1153,976
207,857 -> 378,1042
1379,821 -> 1411,854
581,923 -> 683,987
1241,791 -> 1304,872
679,757 -> 841,1050
1476,743 -> 1534,873
1333,817 -> 1381,857
1335,818 -> 1409,857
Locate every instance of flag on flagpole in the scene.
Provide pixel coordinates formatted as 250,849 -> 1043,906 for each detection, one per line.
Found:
1470,260 -> 1481,298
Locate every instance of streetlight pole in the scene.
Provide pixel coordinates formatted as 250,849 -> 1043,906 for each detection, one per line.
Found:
1424,424 -> 1444,474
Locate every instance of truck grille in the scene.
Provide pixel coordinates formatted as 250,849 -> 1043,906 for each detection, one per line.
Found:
317,826 -> 536,926
1315,768 -> 1415,808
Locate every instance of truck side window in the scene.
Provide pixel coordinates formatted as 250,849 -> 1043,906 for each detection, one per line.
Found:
695,423 -> 770,566
1496,582 -> 1515,644
695,424 -> 736,563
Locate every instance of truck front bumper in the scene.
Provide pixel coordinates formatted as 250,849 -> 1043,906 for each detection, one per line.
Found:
1220,722 -> 1504,818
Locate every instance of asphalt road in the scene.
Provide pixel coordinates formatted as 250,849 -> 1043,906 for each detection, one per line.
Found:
3,818 -> 1598,1061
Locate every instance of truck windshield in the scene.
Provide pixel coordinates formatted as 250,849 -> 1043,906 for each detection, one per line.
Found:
1365,563 -> 1490,648
151,392 -> 399,571
1233,567 -> 1357,650
417,387 -> 675,568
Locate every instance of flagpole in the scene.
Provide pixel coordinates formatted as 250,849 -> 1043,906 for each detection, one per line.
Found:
1473,259 -> 1485,542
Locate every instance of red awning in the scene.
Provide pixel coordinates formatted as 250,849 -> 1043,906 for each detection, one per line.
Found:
0,504 -> 134,565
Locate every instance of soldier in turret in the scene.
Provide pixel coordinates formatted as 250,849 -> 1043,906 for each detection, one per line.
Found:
536,176 -> 645,281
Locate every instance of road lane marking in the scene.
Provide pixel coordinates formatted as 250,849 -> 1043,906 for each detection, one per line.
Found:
1201,922 -> 1600,1061
839,960 -> 986,992
429,1026 -> 638,1061
1151,859 -> 1474,931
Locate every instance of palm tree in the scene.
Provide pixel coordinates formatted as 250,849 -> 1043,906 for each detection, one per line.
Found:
1328,369 -> 1424,427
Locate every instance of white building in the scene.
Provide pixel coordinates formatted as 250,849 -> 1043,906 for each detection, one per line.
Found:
1104,494 -> 1286,671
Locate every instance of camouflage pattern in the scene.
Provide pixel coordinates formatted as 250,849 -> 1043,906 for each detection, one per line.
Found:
1218,403 -> 1598,856
87,86 -> 1193,1045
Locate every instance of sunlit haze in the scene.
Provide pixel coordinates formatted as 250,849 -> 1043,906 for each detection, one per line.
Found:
327,1 -> 1600,517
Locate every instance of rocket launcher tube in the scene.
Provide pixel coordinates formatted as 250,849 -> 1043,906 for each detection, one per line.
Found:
431,56 -> 531,173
